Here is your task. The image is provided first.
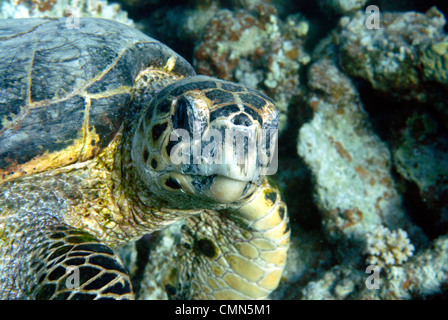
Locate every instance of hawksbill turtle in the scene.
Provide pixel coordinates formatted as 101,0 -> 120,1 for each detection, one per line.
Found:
0,17 -> 290,300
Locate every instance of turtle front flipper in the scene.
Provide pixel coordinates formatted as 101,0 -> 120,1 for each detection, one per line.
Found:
1,223 -> 134,300
167,179 -> 290,300
32,225 -> 134,300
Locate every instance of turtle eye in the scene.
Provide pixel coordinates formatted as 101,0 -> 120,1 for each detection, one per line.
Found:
172,97 -> 194,135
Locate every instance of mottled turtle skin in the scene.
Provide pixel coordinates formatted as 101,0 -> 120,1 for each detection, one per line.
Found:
0,18 -> 290,300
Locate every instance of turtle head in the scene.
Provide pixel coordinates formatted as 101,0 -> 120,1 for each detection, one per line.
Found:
132,76 -> 278,208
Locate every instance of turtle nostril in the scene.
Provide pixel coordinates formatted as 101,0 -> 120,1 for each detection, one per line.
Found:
231,113 -> 252,127
172,97 -> 193,134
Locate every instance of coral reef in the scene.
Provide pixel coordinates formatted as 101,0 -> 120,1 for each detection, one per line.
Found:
392,112 -> 448,236
2,0 -> 448,300
300,265 -> 362,300
289,5 -> 448,300
133,224 -> 183,300
318,0 -> 367,15
131,1 -> 310,131
299,233 -> 448,300
337,7 -> 446,103
297,58 -> 418,246
357,235 -> 448,299
125,2 -> 448,300
0,0 -> 134,25
364,225 -> 415,268
192,5 -> 310,131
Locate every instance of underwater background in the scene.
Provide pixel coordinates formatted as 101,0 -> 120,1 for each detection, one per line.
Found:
1,0 -> 448,299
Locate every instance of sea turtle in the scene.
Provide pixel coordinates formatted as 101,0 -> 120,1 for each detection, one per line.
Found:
0,17 -> 290,300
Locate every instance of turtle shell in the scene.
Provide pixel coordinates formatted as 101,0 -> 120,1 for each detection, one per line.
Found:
0,18 -> 195,183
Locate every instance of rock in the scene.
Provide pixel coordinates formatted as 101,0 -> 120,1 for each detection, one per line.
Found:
298,58 -> 417,247
337,7 -> 446,103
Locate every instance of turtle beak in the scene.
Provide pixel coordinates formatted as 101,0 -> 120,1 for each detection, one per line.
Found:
202,176 -> 249,203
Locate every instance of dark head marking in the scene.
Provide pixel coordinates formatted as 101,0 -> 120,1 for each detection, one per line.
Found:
172,97 -> 194,135
143,147 -> 149,163
243,105 -> 263,124
278,206 -> 286,220
151,122 -> 168,142
240,93 -> 266,110
210,104 -> 240,122
221,83 -> 244,92
264,189 -> 277,204
157,99 -> 172,115
205,89 -> 234,105
284,222 -> 291,235
150,158 -> 158,170
165,140 -> 177,158
165,177 -> 182,190
196,238 -> 218,259
171,80 -> 218,97
231,113 -> 252,127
